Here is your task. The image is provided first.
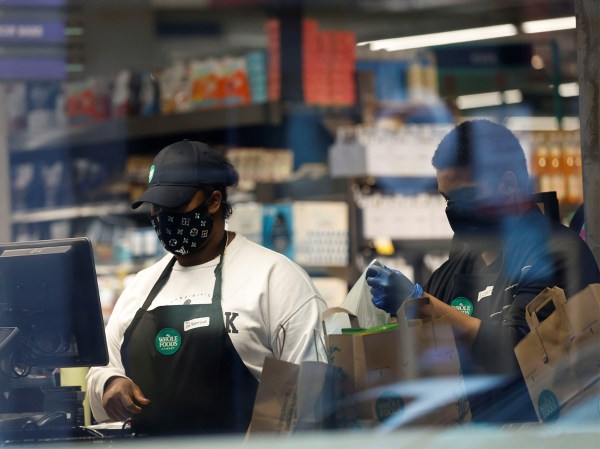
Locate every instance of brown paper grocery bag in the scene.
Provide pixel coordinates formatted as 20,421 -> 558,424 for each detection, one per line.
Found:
514,284 -> 600,422
247,357 -> 299,434
324,298 -> 471,428
295,361 -> 338,431
247,357 -> 339,435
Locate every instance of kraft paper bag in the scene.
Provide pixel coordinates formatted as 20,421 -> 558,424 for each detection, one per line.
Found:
247,357 -> 340,435
514,284 -> 600,423
324,297 -> 471,429
247,357 -> 299,434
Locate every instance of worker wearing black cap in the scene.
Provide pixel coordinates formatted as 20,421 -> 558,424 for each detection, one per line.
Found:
86,140 -> 327,436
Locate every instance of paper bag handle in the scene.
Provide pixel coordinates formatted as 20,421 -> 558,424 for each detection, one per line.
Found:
397,296 -> 444,355
525,287 -> 567,329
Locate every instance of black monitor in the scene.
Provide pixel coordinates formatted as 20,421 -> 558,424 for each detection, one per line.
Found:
0,237 -> 108,369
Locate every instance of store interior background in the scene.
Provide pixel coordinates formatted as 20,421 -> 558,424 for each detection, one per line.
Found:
2,0 -> 582,323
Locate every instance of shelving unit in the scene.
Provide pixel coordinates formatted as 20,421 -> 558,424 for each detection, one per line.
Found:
8,102 -> 284,153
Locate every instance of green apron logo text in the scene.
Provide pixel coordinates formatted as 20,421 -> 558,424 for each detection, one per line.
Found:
155,328 -> 181,355
451,297 -> 473,316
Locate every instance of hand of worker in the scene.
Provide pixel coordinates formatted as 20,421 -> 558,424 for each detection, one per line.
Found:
366,264 -> 423,315
102,376 -> 150,421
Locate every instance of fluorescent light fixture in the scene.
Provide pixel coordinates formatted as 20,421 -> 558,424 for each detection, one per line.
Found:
558,82 -> 579,97
504,116 -> 580,131
521,16 -> 576,34
457,92 -> 502,109
503,89 -> 523,104
456,89 -> 522,109
360,24 -> 518,52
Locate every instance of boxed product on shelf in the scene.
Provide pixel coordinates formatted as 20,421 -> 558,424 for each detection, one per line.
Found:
11,155 -> 75,211
245,50 -> 268,104
190,58 -> 222,109
64,77 -> 111,126
221,56 -> 252,106
266,18 -> 281,101
262,203 -> 295,260
228,202 -> 264,245
302,19 -> 356,106
293,201 -> 349,267
359,193 -> 452,240
157,60 -> 192,114
139,70 -> 160,116
226,147 -> 293,187
262,201 -> 349,267
329,124 -> 452,178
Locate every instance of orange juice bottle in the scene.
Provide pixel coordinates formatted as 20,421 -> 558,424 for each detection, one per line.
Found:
547,133 -> 566,201
562,132 -> 579,205
532,132 -> 551,193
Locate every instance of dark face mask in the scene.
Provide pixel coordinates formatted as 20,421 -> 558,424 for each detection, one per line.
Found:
444,186 -> 504,249
151,202 -> 213,256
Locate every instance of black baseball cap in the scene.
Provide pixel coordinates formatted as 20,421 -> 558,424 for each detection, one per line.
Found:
131,140 -> 239,209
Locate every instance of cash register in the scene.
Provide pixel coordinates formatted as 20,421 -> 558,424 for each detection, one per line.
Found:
0,237 -> 113,444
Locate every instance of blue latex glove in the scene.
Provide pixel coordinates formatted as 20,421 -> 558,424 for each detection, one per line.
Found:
366,265 -> 423,314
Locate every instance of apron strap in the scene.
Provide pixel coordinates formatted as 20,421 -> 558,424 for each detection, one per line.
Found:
127,256 -> 177,339
127,233 -> 229,340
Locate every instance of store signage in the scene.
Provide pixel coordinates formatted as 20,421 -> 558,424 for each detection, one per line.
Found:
0,57 -> 65,79
0,21 -> 65,43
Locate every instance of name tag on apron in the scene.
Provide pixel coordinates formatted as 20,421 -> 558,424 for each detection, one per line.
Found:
477,285 -> 494,302
184,317 -> 210,331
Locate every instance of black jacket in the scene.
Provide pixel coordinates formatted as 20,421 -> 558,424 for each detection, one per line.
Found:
425,206 -> 600,422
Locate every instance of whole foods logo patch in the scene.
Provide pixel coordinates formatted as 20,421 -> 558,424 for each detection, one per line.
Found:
538,389 -> 560,422
375,391 -> 405,422
451,296 -> 474,316
155,328 -> 181,355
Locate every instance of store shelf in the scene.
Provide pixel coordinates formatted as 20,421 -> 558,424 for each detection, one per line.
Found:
11,201 -> 137,224
8,101 -> 283,152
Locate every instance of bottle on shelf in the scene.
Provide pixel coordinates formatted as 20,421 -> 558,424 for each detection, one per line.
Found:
563,131 -> 584,206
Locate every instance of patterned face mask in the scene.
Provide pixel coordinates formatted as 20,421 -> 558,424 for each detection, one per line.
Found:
151,202 -> 213,256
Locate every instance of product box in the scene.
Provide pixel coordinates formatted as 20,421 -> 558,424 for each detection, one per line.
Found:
221,56 -> 251,106
262,203 -> 295,260
360,193 -> 452,240
190,58 -> 222,109
292,201 -> 348,267
262,201 -> 349,267
514,285 -> 600,423
158,60 -> 192,114
228,202 -> 264,245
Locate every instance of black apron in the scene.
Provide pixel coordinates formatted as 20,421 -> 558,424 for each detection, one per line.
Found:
121,242 -> 258,436
443,270 -> 498,374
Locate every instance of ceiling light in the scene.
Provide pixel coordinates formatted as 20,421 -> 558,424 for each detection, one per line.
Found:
521,16 -> 576,34
503,89 -> 523,104
456,89 -> 522,109
558,82 -> 579,97
360,24 -> 518,52
504,116 -> 580,131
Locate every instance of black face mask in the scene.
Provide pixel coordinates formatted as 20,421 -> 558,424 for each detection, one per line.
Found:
444,186 -> 504,249
151,202 -> 213,256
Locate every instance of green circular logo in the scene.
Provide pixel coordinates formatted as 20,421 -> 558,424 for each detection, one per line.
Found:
155,328 -> 181,355
538,389 -> 560,422
375,391 -> 404,422
451,297 -> 474,316
148,165 -> 155,183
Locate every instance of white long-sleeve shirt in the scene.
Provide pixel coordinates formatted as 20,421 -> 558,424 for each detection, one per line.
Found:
86,234 -> 327,423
